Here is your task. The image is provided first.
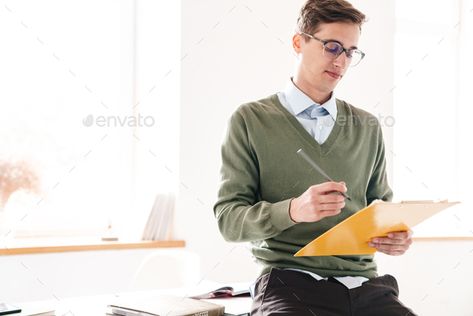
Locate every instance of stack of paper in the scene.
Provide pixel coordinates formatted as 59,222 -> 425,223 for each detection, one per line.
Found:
9,301 -> 56,316
109,295 -> 224,316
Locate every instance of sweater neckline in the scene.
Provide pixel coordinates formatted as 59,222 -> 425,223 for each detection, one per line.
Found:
269,93 -> 345,156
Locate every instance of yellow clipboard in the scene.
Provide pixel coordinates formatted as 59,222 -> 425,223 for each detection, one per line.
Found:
294,200 -> 460,257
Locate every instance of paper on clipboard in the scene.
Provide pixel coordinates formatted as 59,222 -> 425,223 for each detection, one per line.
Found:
294,200 -> 460,257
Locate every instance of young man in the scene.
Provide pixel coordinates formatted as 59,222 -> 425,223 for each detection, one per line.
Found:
214,0 -> 415,315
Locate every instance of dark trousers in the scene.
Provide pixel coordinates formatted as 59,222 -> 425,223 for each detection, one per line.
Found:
251,268 -> 417,316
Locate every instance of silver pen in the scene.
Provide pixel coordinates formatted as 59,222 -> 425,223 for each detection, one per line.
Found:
296,148 -> 352,201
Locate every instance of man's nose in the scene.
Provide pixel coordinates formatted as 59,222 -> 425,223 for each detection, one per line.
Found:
333,52 -> 349,68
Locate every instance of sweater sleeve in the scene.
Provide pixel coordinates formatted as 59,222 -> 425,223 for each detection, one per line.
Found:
213,111 -> 297,242
366,123 -> 393,204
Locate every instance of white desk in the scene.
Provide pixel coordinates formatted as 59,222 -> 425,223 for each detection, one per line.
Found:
15,286 -> 252,316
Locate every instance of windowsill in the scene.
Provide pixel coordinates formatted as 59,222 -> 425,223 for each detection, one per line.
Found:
2,236 -> 471,256
0,237 -> 185,255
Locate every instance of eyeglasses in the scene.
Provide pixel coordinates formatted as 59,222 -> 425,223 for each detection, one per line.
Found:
300,32 -> 365,67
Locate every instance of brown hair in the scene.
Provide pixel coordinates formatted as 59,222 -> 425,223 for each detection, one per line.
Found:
297,0 -> 366,36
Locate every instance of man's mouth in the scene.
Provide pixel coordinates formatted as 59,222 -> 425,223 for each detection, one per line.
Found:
325,71 -> 342,80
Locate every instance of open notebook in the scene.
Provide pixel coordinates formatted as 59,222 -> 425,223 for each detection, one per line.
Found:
295,200 -> 460,256
190,284 -> 250,299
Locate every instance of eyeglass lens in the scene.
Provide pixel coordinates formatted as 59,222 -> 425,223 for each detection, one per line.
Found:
323,41 -> 363,66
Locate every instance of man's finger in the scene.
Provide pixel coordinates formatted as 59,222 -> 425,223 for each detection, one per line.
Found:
369,243 -> 408,253
380,250 -> 405,256
371,237 -> 407,245
316,181 -> 347,195
318,193 -> 345,204
318,209 -> 342,219
387,230 -> 412,239
318,202 -> 344,212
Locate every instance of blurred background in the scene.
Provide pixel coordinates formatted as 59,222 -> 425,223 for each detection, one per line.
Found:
1,0 -> 472,314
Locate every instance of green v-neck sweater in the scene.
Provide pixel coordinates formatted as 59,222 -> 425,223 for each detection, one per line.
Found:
214,94 -> 393,278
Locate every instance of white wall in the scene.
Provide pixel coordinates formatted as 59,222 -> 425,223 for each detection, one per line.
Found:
0,248 -> 199,303
377,239 -> 473,315
177,0 -> 395,282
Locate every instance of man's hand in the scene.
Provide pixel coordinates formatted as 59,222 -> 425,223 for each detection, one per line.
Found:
289,181 -> 347,223
369,230 -> 413,256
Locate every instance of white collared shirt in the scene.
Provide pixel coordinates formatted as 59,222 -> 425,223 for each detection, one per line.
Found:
277,79 -> 337,144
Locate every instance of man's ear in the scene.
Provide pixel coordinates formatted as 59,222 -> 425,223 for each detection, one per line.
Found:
293,33 -> 302,54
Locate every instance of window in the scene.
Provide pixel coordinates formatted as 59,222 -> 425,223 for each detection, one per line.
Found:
393,0 -> 473,236
0,0 -> 180,239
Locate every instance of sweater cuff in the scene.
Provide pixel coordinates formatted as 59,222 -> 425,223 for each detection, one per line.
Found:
270,199 -> 297,232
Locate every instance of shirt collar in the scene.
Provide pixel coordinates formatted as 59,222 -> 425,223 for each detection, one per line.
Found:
282,79 -> 337,120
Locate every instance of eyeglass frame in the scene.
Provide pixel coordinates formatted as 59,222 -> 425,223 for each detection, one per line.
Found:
299,32 -> 366,67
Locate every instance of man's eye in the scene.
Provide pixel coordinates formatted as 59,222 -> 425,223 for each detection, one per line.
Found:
324,43 -> 342,55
